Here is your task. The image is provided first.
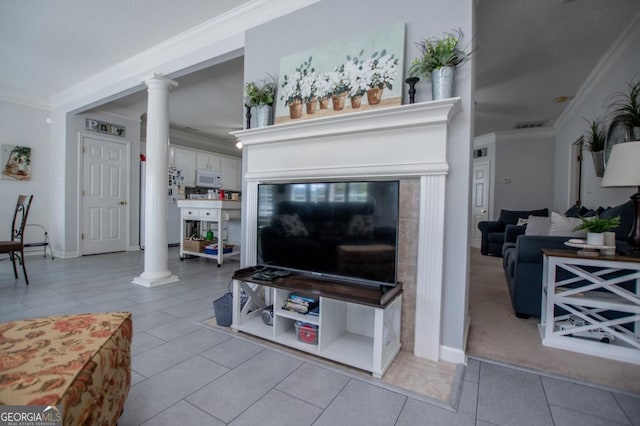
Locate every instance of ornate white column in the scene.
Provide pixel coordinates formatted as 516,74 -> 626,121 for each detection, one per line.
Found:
133,74 -> 179,287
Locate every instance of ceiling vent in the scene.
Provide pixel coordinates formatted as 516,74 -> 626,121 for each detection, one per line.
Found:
514,120 -> 547,130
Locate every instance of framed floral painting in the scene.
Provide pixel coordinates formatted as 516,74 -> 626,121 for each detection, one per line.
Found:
275,22 -> 405,124
1,144 -> 31,181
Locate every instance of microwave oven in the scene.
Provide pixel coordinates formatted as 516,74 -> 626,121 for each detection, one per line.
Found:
195,169 -> 221,188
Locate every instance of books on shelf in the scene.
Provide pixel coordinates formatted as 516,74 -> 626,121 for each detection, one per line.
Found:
282,292 -> 319,315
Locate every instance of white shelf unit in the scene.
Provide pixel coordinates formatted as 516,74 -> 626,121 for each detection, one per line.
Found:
231,272 -> 402,378
540,250 -> 640,365
177,200 -> 241,266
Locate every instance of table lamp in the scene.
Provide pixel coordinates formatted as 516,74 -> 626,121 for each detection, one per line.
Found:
601,141 -> 640,254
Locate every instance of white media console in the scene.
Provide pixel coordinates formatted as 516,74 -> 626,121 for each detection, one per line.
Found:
231,267 -> 403,378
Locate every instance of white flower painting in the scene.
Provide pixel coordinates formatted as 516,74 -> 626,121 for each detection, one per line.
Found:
275,22 -> 405,123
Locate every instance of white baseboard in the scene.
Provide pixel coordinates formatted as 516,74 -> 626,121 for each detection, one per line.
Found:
440,345 -> 466,364
128,245 -> 142,251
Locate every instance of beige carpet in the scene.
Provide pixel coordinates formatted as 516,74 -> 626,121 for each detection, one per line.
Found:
201,317 -> 459,404
467,248 -> 640,394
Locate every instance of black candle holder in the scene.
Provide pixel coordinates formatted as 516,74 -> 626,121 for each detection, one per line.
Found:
244,104 -> 252,129
405,77 -> 419,104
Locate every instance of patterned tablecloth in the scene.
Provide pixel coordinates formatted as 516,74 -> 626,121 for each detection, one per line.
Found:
0,312 -> 132,425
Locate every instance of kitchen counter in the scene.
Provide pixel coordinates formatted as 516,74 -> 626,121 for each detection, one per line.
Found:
177,199 -> 241,266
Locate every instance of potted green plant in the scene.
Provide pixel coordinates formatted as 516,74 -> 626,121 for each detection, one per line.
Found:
409,28 -> 473,100
573,214 -> 621,246
607,80 -> 640,141
245,77 -> 276,127
585,118 -> 606,177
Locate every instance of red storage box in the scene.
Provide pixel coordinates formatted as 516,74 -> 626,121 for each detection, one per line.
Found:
295,321 -> 318,345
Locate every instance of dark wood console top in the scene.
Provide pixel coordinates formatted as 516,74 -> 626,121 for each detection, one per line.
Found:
232,267 -> 402,308
542,248 -> 640,264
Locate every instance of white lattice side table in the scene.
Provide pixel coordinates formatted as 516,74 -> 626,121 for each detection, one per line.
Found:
540,249 -> 640,364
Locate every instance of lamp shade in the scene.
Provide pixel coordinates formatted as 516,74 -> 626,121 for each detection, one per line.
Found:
601,141 -> 640,187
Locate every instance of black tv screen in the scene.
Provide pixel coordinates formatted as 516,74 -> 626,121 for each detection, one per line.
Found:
256,180 -> 399,287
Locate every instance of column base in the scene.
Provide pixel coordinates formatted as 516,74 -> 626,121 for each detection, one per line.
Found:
132,273 -> 179,288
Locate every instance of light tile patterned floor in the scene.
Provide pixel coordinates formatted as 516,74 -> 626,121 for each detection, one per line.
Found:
0,248 -> 638,425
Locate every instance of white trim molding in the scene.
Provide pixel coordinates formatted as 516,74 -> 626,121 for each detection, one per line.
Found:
234,99 -> 461,362
49,0 -> 320,112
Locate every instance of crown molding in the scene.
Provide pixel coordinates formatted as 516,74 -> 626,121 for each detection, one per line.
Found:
0,85 -> 49,110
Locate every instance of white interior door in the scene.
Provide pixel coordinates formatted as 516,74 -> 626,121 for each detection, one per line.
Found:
471,161 -> 490,249
82,135 -> 128,254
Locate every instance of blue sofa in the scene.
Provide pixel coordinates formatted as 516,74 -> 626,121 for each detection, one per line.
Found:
501,201 -> 634,318
477,208 -> 549,256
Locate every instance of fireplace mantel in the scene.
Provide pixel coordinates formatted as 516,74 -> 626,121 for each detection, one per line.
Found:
233,98 -> 461,361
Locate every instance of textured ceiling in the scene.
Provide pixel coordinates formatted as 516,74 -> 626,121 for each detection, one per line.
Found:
0,0 -> 245,98
475,0 -> 640,136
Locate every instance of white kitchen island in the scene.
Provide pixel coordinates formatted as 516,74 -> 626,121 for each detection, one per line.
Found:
176,200 -> 241,266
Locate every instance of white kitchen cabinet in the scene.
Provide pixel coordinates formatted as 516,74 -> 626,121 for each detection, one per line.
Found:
236,159 -> 243,191
220,157 -> 239,191
196,152 -> 221,171
174,148 -> 197,186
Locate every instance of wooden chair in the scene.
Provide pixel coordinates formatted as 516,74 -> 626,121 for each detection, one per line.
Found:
0,195 -> 33,284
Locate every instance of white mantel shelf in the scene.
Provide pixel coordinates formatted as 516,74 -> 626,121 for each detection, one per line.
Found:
231,98 -> 461,146
235,98 -> 462,362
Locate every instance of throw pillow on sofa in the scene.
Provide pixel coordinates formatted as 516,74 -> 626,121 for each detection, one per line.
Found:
524,215 -> 551,236
548,212 -> 587,238
278,213 -> 309,237
347,214 -> 375,238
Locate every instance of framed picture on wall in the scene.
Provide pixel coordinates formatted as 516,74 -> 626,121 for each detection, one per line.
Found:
275,22 -> 405,124
1,144 -> 31,181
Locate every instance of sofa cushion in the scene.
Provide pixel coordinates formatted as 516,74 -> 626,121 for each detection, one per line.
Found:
525,215 -> 551,236
548,212 -> 587,237
600,201 -> 633,240
499,208 -> 548,226
564,205 -> 590,217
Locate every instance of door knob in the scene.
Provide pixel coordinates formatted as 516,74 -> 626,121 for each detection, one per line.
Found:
119,200 -> 127,205
481,210 -> 487,213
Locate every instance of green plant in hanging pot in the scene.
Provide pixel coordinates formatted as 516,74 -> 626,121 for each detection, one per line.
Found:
245,76 -> 276,127
607,80 -> 640,140
585,118 -> 606,177
409,28 -> 473,100
573,214 -> 621,246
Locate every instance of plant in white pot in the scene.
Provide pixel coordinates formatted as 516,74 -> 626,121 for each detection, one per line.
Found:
245,76 -> 276,127
573,215 -> 621,246
408,28 -> 473,100
585,118 -> 606,177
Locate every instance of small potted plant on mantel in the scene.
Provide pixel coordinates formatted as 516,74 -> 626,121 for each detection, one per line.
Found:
245,76 -> 276,128
585,118 -> 606,177
408,28 -> 473,101
573,215 -> 621,246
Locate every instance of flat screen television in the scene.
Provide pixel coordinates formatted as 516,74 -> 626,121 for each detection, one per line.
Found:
256,180 -> 399,287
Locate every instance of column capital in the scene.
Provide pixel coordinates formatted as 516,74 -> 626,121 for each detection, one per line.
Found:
143,73 -> 179,89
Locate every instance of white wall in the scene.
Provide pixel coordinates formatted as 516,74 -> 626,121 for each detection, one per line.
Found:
553,15 -> 640,211
243,0 -> 474,355
0,99 -> 51,247
493,129 -> 555,215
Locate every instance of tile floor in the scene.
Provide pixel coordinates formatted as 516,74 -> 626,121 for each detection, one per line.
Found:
0,248 -> 639,425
